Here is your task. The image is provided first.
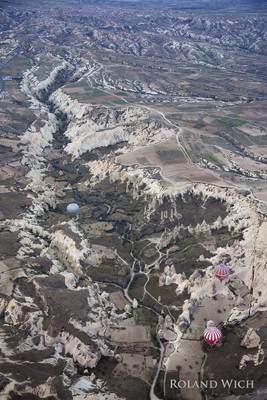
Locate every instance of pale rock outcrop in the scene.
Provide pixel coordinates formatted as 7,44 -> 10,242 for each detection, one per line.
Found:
50,88 -> 173,158
239,344 -> 264,369
159,265 -> 188,296
132,298 -> 138,309
48,221 -> 90,277
58,331 -> 101,368
241,328 -> 261,349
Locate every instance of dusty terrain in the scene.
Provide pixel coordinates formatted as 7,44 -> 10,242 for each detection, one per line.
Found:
0,1 -> 267,399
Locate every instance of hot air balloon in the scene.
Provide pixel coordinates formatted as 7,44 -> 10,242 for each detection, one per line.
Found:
66,203 -> 80,216
214,263 -> 230,282
203,320 -> 222,346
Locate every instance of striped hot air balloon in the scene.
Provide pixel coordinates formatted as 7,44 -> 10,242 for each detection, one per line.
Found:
203,321 -> 222,346
214,263 -> 230,282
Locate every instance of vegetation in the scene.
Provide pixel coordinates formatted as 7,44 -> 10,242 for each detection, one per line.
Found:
202,152 -> 224,167
217,116 -> 248,128
108,98 -> 126,105
115,90 -> 129,96
157,149 -> 182,163
133,308 -> 156,326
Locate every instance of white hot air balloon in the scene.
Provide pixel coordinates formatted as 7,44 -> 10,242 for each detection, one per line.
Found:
66,203 -> 80,216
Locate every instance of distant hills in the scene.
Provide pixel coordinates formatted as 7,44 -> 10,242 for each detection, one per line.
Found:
1,0 -> 267,12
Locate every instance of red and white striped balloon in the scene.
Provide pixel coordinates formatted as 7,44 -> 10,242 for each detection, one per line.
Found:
203,321 -> 222,346
214,263 -> 230,282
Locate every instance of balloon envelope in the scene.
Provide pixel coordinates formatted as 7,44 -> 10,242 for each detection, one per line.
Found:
66,203 -> 80,215
203,326 -> 222,345
214,263 -> 230,281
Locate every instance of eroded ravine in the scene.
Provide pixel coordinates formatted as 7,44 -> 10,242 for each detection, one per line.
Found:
0,60 -> 166,398
1,52 -> 267,400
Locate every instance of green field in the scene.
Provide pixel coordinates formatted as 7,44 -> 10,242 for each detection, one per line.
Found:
64,80 -> 129,104
217,116 -> 248,128
157,149 -> 183,164
202,152 -> 224,167
115,90 -> 129,96
107,98 -> 126,105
